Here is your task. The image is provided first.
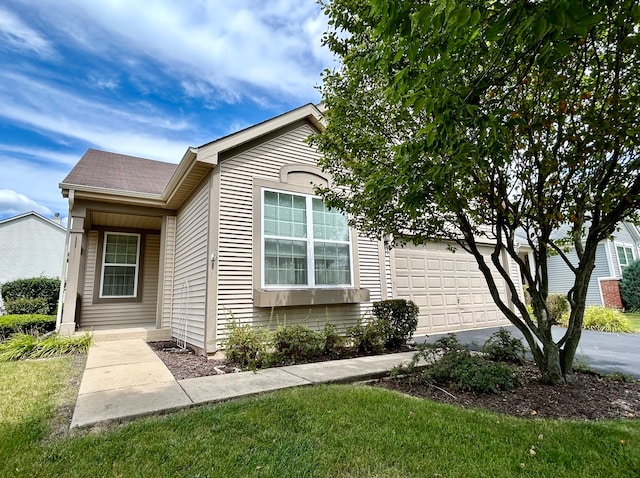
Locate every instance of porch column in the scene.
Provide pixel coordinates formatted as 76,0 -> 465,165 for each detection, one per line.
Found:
58,213 -> 85,334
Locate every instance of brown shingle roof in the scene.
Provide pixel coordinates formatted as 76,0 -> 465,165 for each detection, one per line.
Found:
61,149 -> 178,195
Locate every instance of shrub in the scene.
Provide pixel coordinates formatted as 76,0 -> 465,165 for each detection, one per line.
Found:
579,306 -> 632,333
546,293 -> 569,324
0,332 -> 91,361
372,299 -> 419,348
347,318 -> 385,354
4,297 -> 49,315
273,324 -> 323,363
322,323 -> 345,357
224,322 -> 272,370
0,314 -> 56,340
621,260 -> 640,311
482,328 -> 525,364
1,277 -> 60,315
425,348 -> 521,393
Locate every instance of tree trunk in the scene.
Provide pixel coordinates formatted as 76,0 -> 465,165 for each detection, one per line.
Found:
538,339 -> 564,384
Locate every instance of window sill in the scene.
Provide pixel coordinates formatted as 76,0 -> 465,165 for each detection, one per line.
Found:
253,288 -> 370,308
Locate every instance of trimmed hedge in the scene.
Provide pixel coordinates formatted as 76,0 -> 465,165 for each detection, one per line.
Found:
1,277 -> 60,315
621,259 -> 640,311
372,299 -> 419,348
4,297 -> 49,315
0,314 -> 56,340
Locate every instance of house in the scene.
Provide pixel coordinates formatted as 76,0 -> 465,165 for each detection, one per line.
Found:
0,211 -> 66,312
517,221 -> 640,309
541,221 -> 640,308
58,104 -> 515,352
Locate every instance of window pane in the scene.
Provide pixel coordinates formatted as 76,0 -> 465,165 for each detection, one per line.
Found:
314,242 -> 351,285
105,234 -> 138,264
102,265 -> 136,296
264,239 -> 307,285
312,198 -> 349,241
264,191 -> 306,239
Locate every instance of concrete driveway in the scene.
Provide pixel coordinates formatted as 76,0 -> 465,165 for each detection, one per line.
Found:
418,325 -> 640,379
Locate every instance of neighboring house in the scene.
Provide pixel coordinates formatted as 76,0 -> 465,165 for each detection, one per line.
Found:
58,104 -> 516,353
521,221 -> 640,308
0,211 -> 66,313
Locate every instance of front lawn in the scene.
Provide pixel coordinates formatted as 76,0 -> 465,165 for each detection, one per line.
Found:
1,359 -> 639,477
625,313 -> 640,333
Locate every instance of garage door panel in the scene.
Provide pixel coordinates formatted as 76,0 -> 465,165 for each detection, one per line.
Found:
394,243 -> 510,334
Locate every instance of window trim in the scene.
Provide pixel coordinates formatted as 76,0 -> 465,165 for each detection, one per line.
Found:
99,231 -> 141,299
616,242 -> 636,276
261,187 -> 354,289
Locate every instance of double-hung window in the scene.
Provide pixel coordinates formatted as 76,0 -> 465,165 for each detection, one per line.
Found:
616,244 -> 635,274
262,189 -> 352,287
100,232 -> 140,298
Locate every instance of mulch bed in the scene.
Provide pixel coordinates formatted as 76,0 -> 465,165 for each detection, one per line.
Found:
149,340 -> 640,420
376,363 -> 640,420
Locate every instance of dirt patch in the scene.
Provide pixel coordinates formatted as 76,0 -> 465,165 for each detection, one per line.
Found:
376,363 -> 640,420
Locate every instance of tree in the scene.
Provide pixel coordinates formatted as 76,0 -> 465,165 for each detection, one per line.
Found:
313,0 -> 640,384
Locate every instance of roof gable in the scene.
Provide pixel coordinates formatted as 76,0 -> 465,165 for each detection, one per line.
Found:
0,211 -> 66,231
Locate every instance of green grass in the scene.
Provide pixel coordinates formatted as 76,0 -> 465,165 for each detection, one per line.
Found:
0,333 -> 92,361
625,313 -> 640,333
1,359 -> 639,477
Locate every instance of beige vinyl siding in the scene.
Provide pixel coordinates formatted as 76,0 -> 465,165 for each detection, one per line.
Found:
80,231 -> 159,327
161,216 -> 177,328
216,123 -> 377,342
357,236 -> 383,315
172,178 -> 209,349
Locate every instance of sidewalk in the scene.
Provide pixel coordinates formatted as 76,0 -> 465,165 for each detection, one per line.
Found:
71,339 -> 417,428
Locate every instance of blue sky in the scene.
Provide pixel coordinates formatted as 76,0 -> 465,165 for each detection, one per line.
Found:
0,1 -> 334,222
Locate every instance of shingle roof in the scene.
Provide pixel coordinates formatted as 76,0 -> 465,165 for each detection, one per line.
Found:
60,149 -> 178,195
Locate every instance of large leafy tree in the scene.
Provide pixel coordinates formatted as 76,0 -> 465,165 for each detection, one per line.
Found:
313,0 -> 640,384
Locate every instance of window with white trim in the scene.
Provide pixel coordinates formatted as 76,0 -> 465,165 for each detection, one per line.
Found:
262,189 -> 352,287
100,232 -> 140,297
616,244 -> 635,274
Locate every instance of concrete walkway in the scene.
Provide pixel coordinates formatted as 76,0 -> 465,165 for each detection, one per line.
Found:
72,339 -> 416,428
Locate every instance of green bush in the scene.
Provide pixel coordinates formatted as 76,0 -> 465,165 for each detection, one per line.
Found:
347,318 -> 385,354
1,277 -> 60,315
322,323 -> 345,357
0,332 -> 91,361
372,299 -> 419,348
0,314 -> 56,340
425,349 -> 521,393
482,328 -> 525,364
621,259 -> 640,311
224,322 -> 272,370
4,297 -> 49,315
546,293 -> 569,324
273,324 -> 323,363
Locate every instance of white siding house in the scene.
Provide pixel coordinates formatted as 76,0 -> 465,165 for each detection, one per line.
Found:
0,211 -> 66,313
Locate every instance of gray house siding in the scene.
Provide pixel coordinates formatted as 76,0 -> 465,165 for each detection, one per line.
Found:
608,223 -> 640,277
547,243 -> 610,305
172,177 -> 210,349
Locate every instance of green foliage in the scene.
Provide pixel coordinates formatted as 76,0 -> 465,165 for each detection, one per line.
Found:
400,334 -> 521,393
621,260 -> 640,311
0,333 -> 91,361
315,0 -> 640,384
0,314 -> 56,340
561,306 -> 632,333
482,328 -> 526,364
546,294 -> 569,324
1,277 -> 60,315
273,325 -> 323,363
347,318 -> 385,354
372,299 -> 419,348
322,323 -> 345,357
223,322 -> 272,370
4,297 -> 49,315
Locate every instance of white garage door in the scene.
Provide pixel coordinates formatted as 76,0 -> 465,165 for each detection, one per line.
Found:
394,242 -> 511,335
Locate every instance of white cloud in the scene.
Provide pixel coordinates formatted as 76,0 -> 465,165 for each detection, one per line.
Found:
16,0 -> 328,102
0,72 -> 194,162
0,144 -> 79,167
0,189 -> 52,218
0,7 -> 53,56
